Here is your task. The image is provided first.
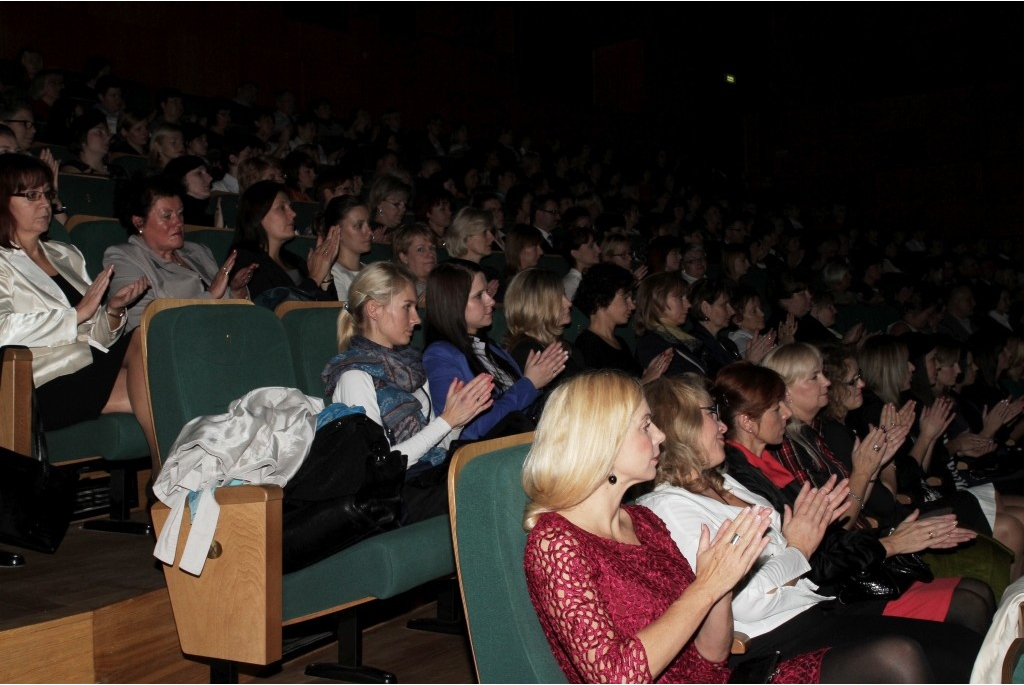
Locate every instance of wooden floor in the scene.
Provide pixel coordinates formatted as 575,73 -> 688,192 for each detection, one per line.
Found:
0,515 -> 476,684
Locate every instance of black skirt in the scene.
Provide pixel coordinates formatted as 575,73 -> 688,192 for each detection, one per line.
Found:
35,329 -> 133,431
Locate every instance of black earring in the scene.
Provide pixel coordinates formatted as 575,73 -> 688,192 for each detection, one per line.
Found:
608,474 -> 617,485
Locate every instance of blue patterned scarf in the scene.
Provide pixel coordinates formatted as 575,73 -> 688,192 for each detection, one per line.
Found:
322,336 -> 447,466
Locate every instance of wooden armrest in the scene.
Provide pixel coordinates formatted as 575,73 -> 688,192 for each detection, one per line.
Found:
731,632 -> 750,655
151,484 -> 284,665
0,346 -> 34,456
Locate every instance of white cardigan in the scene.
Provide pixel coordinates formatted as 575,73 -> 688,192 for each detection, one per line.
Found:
638,474 -> 830,638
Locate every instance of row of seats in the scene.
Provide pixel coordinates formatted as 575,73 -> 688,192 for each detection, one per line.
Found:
143,299 -> 460,681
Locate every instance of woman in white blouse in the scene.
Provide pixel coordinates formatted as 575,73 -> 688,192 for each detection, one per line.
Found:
638,374 -> 986,682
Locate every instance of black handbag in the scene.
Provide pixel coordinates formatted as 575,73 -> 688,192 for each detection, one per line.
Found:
0,381 -> 78,554
280,412 -> 406,573
837,553 -> 933,603
729,650 -> 781,684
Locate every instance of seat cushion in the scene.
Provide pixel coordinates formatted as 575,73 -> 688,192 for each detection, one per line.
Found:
46,412 -> 148,463
282,514 -> 453,622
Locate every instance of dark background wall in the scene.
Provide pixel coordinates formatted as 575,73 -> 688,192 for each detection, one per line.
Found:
3,4 -> 1023,238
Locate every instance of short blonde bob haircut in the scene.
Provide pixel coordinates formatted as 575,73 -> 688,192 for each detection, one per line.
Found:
522,370 -> 644,531
503,268 -> 567,349
761,342 -> 822,388
336,261 -> 416,352
646,374 -> 727,496
444,207 -> 493,258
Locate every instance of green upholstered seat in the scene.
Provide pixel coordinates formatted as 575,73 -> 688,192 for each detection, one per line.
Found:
109,153 -> 147,177
145,301 -> 297,458
923,533 -> 1015,603
562,305 -> 590,344
282,234 -> 317,263
291,201 -> 320,237
538,253 -> 569,277
275,301 -> 344,398
366,242 -> 393,265
210,192 -> 240,229
487,305 -> 509,348
452,443 -> 567,684
65,217 -> 126,278
283,513 -> 454,622
59,173 -> 117,218
183,227 -> 235,263
144,299 -> 458,679
46,413 -> 148,465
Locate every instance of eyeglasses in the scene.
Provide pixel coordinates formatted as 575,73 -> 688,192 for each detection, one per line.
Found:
684,256 -> 707,264
701,404 -> 721,422
844,372 -> 863,387
608,252 -> 630,259
3,119 -> 35,129
538,208 -> 560,215
11,189 -> 56,202
383,199 -> 406,209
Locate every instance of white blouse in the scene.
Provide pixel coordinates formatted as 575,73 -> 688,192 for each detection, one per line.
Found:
638,474 -> 830,638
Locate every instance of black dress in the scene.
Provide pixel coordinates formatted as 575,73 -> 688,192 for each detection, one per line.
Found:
34,274 -> 132,430
573,329 -> 641,377
231,243 -> 338,305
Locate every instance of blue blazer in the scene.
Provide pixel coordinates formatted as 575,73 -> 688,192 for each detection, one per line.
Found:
422,340 -> 538,440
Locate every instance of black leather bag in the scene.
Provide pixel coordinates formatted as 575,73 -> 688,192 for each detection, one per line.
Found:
0,382 -> 78,554
837,553 -> 933,603
280,412 -> 405,573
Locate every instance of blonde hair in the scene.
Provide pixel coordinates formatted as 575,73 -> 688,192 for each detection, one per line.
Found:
762,342 -> 826,450
761,342 -> 822,388
335,262 -> 416,351
504,268 -> 566,348
444,206 -> 493,258
646,375 -> 727,495
522,371 -> 644,531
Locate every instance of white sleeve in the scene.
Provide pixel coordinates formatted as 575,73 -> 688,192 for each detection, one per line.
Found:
640,487 -> 821,633
333,370 -> 454,469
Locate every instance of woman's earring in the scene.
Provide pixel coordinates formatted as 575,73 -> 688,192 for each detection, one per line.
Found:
608,474 -> 617,485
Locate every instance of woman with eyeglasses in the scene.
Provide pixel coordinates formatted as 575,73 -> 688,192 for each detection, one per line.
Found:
713,362 -> 994,630
523,371 -> 828,684
367,172 -> 411,243
0,154 -> 150,435
0,100 -> 36,151
638,373 -> 986,683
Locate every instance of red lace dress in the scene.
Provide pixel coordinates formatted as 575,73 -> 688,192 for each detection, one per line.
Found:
524,505 -> 826,683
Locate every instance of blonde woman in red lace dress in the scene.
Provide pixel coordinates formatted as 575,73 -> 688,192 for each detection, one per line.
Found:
521,370 -> 827,683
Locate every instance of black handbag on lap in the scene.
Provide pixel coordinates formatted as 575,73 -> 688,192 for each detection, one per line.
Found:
281,411 -> 405,573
